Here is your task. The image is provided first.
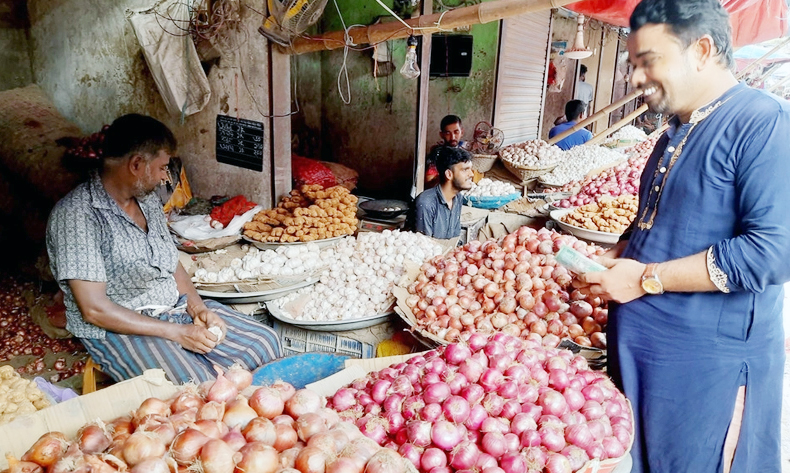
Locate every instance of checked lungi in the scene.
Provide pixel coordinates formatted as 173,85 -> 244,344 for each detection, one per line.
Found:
80,297 -> 282,384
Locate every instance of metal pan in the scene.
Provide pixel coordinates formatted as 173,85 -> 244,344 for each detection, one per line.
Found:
358,199 -> 410,220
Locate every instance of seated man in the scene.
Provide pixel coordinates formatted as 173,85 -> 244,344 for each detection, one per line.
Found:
548,100 -> 593,151
425,115 -> 469,188
46,114 -> 282,384
414,146 -> 474,239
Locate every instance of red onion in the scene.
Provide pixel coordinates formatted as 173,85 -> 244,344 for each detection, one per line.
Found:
423,382 -> 451,404
581,400 -> 605,420
206,366 -> 238,404
565,423 -> 595,450
520,429 -> 541,448
331,388 -> 357,412
561,445 -> 590,471
406,420 -> 432,447
538,390 -> 568,417
421,403 -> 443,423
431,420 -> 463,451
545,453 -> 572,473
498,452 -> 527,473
464,404 -> 488,431
481,432 -> 507,458
398,443 -> 422,469
539,426 -> 565,453
442,395 -> 471,423
449,441 -> 480,470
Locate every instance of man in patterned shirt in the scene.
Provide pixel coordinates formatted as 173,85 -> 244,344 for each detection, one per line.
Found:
46,114 -> 282,384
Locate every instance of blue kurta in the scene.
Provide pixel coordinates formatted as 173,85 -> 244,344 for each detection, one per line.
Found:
612,83 -> 790,472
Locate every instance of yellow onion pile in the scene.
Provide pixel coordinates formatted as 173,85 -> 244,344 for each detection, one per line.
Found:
4,365 -> 406,473
404,227 -> 608,348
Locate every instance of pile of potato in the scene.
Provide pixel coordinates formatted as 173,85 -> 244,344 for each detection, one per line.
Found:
243,185 -> 358,243
561,195 -> 638,234
0,365 -> 50,425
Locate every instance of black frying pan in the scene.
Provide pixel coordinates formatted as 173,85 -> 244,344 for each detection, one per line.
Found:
359,199 -> 410,220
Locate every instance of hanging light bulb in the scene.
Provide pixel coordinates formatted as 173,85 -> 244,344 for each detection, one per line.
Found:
400,35 -> 421,79
565,14 -> 592,60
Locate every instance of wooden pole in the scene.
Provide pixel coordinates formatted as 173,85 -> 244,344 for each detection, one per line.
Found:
286,0 -> 577,55
736,36 -> 790,79
547,89 -> 643,145
586,104 -> 648,146
768,73 -> 790,93
414,0 -> 433,196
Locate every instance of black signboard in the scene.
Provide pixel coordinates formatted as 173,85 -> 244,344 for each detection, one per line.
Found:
215,115 -> 264,172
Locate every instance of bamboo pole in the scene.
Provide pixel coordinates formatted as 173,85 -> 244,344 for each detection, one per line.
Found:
286,0 -> 577,55
587,104 -> 649,146
547,89 -> 644,145
768,73 -> 790,93
736,36 -> 790,79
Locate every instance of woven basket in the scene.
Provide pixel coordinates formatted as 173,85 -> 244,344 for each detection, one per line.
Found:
471,154 -> 497,173
502,160 -> 558,182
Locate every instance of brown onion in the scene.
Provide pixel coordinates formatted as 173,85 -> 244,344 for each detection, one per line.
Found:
249,387 -> 285,419
130,457 -> 170,473
235,442 -> 279,473
224,396 -> 258,429
122,431 -> 166,467
207,366 -> 239,404
200,439 -> 241,473
286,389 -> 323,418
170,387 -> 205,413
295,446 -> 329,473
21,432 -> 68,467
243,417 -> 277,445
171,428 -> 211,465
78,422 -> 112,454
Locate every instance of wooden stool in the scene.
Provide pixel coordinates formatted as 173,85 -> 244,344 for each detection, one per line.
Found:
82,357 -> 104,395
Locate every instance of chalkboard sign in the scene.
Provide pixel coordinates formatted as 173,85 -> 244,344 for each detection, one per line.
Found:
215,115 -> 265,172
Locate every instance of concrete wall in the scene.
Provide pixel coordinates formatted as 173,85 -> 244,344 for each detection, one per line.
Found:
294,0 -> 499,200
0,27 -> 33,90
26,0 -> 275,207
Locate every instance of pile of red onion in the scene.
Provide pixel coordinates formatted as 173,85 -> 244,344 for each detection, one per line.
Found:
64,125 -> 109,162
10,366 -> 406,473
404,227 -> 608,348
0,277 -> 86,380
329,334 -> 633,473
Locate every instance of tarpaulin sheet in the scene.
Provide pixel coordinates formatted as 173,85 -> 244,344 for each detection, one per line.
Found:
566,0 -> 788,48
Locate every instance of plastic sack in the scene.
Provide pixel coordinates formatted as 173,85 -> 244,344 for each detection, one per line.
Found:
292,155 -> 359,190
169,205 -> 262,241
129,2 -> 211,116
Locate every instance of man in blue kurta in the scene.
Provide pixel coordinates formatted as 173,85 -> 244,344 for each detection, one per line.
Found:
548,100 -> 593,150
576,0 -> 790,471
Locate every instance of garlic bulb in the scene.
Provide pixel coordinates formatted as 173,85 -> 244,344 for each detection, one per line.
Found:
540,145 -> 625,187
463,178 -> 517,197
500,139 -> 563,167
191,241 -> 326,283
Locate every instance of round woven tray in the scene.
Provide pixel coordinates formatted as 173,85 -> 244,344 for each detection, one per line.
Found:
502,160 -> 557,182
471,154 -> 497,173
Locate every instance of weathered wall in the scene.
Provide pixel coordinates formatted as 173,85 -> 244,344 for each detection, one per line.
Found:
294,0 -> 499,200
26,0 -> 275,207
0,28 -> 33,90
542,14 -> 576,140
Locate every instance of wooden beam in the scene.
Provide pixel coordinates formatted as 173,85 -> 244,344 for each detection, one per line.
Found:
269,47 -> 292,203
286,0 -> 577,55
414,0 -> 433,196
547,89 -> 643,145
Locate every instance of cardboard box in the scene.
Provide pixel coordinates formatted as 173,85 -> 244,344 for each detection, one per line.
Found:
0,369 -> 178,470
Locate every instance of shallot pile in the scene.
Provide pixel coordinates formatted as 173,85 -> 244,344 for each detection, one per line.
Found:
404,227 -> 608,349
271,230 -> 443,322
0,277 -> 86,380
6,365 -> 406,473
556,155 -> 647,208
329,334 -> 633,473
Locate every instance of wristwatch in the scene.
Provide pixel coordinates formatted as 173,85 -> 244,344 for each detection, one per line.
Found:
641,263 -> 664,295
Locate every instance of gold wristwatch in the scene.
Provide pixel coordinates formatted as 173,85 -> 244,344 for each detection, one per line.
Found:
641,263 -> 664,295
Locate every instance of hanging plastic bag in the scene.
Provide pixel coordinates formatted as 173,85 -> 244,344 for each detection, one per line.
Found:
128,1 -> 211,116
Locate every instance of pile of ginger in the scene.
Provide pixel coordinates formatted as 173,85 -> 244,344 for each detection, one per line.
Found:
243,185 -> 358,243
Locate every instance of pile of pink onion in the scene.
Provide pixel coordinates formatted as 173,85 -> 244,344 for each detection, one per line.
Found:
7,365 -> 405,473
403,226 -> 608,349
555,136 -> 658,208
329,334 -> 633,473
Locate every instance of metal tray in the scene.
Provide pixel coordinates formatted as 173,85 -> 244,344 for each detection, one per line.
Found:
550,209 -> 622,245
266,302 -> 393,332
358,199 -> 410,220
242,234 -> 347,250
197,278 -> 318,303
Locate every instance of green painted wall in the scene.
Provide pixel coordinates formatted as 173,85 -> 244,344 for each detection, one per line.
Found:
293,1 -> 500,199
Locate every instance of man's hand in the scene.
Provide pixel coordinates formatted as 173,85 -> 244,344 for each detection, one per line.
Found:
173,324 -> 220,354
574,257 -> 647,304
192,307 -> 226,344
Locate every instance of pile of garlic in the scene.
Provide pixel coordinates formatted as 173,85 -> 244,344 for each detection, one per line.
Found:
499,140 -> 564,168
605,125 -> 648,143
462,178 -> 518,197
0,365 -> 50,425
192,243 -> 327,283
539,145 -> 625,187
270,230 -> 444,321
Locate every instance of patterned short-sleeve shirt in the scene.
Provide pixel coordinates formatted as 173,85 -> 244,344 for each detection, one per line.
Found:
46,172 -> 180,339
